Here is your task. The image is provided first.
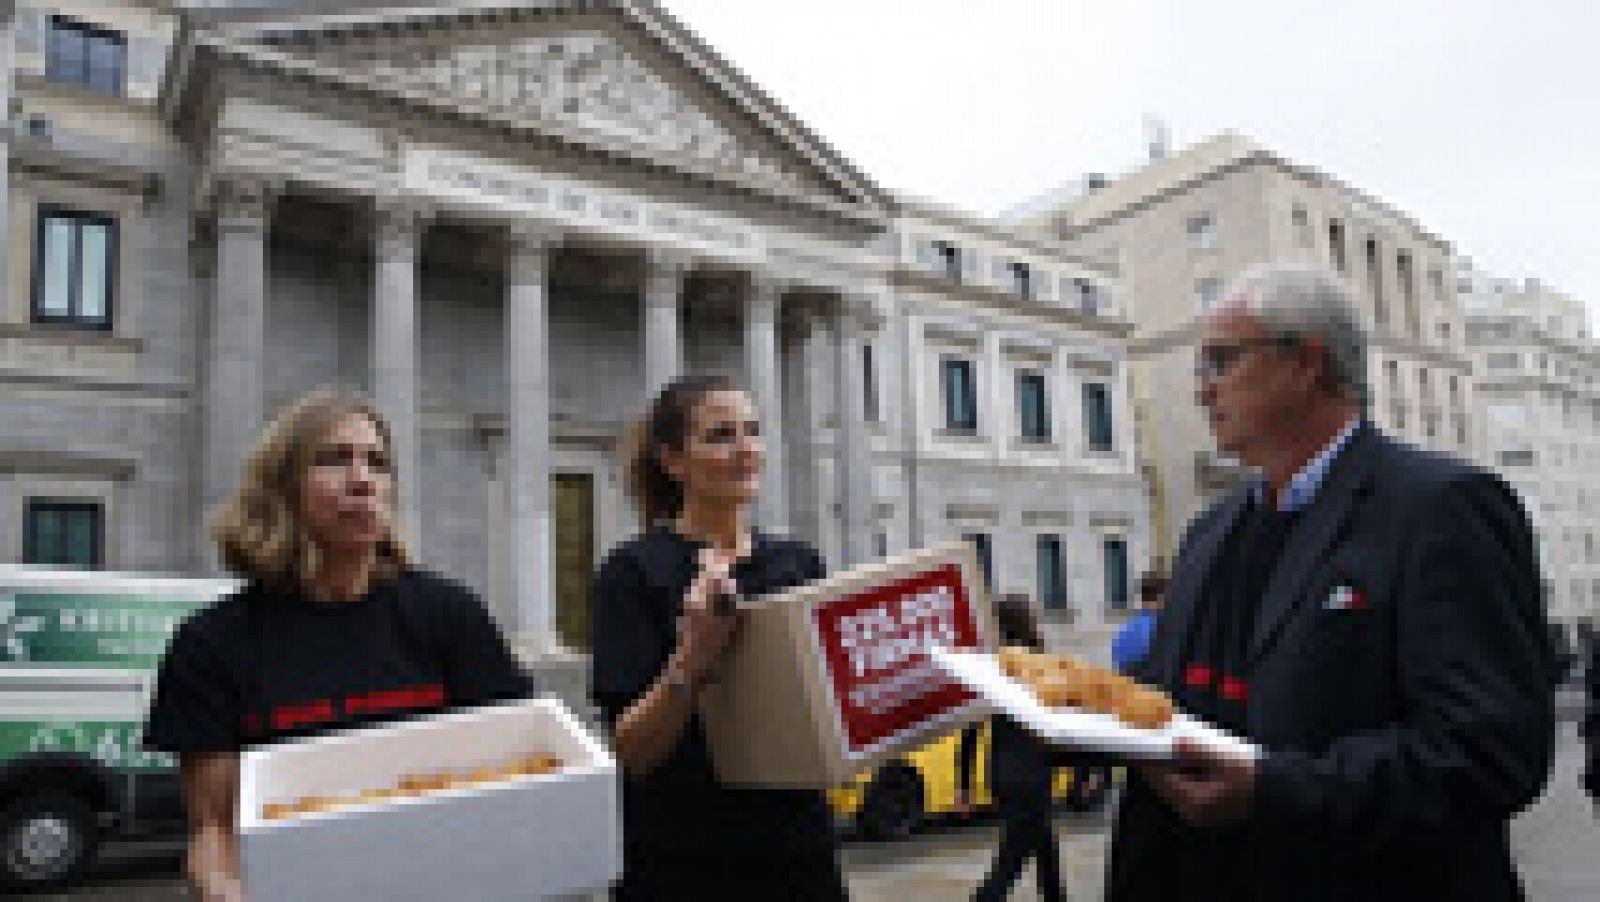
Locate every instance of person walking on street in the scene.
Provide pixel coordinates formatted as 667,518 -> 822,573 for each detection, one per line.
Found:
957,596 -> 1070,902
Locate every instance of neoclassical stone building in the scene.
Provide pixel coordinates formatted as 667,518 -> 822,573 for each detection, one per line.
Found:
0,1 -> 1147,685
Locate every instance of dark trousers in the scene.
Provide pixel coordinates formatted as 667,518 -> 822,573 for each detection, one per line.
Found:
974,799 -> 1065,902
613,844 -> 850,902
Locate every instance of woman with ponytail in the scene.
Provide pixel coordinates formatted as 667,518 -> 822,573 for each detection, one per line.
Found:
590,374 -> 848,901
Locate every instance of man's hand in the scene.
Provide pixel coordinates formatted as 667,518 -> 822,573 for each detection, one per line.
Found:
1139,738 -> 1256,827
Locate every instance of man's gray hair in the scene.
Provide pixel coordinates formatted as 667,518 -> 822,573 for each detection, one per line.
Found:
1222,265 -> 1368,407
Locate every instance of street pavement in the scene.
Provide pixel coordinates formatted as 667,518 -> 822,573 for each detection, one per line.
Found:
41,722 -> 1596,901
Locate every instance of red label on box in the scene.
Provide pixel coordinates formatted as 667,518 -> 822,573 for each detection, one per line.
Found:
811,562 -> 984,756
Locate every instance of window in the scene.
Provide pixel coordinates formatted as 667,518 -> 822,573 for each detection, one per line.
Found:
1365,238 -> 1385,325
23,500 -> 104,569
1486,352 -> 1520,373
1069,278 -> 1100,315
46,17 -> 125,96
933,240 -> 962,282
1103,537 -> 1129,612
1083,382 -> 1115,452
33,207 -> 115,329
1017,370 -> 1050,441
1008,261 -> 1032,300
1398,251 -> 1420,337
942,357 -> 978,433
1328,219 -> 1347,273
874,532 -> 889,560
1036,535 -> 1067,611
1498,446 -> 1535,467
965,533 -> 993,591
1186,213 -> 1217,251
863,342 -> 879,423
1291,206 -> 1311,247
1197,277 -> 1223,311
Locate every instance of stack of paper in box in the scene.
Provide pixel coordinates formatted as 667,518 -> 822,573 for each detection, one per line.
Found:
698,541 -> 998,788
237,697 -> 619,902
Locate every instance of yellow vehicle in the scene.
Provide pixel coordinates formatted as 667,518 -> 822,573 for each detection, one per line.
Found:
828,722 -> 1112,841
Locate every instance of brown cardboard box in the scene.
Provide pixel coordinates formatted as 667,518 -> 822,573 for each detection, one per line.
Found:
698,541 -> 997,788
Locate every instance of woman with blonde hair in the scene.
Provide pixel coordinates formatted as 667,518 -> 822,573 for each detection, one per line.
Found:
590,374 -> 848,901
145,388 -> 531,901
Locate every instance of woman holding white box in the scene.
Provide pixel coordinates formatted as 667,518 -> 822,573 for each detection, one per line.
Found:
592,375 -> 849,901
145,388 -> 533,902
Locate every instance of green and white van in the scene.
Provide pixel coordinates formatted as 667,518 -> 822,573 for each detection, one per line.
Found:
0,565 -> 235,891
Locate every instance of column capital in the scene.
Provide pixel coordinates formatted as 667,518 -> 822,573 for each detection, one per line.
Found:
748,269 -> 795,300
646,246 -> 696,280
210,175 -> 280,231
506,219 -> 565,255
371,196 -> 433,253
837,287 -> 887,330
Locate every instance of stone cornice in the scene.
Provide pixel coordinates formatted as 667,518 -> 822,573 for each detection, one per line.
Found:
4,128 -> 166,197
890,269 -> 1134,338
1061,150 -> 1453,254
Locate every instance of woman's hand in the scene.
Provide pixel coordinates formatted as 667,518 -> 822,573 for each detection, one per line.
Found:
670,547 -> 743,686
180,752 -> 245,901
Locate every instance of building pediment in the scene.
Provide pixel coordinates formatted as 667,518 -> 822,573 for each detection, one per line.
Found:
173,2 -> 887,223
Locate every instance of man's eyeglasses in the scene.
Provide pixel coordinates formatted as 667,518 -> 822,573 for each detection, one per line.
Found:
1194,337 -> 1297,383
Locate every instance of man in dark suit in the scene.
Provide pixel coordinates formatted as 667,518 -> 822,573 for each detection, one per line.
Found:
1109,266 -> 1555,902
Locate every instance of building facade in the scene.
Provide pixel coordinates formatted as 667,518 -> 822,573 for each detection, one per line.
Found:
0,1 -> 1149,688
1461,261 -> 1598,641
881,202 -> 1149,652
1015,133 -> 1479,562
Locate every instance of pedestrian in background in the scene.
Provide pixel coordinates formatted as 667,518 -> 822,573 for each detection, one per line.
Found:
957,595 -> 1069,902
1112,571 -> 1167,678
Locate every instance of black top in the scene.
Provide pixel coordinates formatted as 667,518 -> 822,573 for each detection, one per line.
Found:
1180,497 -> 1300,734
956,716 -> 1059,808
589,525 -> 835,855
145,569 -> 533,753
1111,426 -> 1555,902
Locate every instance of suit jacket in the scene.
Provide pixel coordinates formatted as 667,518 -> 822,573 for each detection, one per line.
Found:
1110,425 -> 1555,902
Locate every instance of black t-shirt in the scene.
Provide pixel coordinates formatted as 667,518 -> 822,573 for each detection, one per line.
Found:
145,568 -> 533,753
589,525 -> 835,856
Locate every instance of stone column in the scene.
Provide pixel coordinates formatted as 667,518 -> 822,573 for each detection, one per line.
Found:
643,248 -> 691,400
200,177 -> 274,572
745,273 -> 787,533
371,200 -> 428,550
505,221 -> 562,650
833,291 -> 878,567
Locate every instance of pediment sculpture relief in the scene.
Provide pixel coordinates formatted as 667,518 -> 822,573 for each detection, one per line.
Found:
313,32 -> 809,195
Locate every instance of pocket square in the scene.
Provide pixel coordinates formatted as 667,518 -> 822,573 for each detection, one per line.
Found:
1324,583 -> 1368,611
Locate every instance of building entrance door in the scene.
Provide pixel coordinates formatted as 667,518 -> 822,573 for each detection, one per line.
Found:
552,473 -> 595,650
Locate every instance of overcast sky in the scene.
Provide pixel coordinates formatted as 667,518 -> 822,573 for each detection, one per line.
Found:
661,0 -> 1597,319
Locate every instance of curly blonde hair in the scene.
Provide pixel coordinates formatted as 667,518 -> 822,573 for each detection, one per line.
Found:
210,387 -> 413,585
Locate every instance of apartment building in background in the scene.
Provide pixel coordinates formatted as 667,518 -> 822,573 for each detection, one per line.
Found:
1012,132 -> 1479,563
1461,261 -> 1598,642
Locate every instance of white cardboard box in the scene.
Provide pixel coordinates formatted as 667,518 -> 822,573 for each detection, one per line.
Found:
238,698 -> 619,902
698,541 -> 998,788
